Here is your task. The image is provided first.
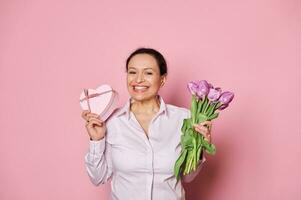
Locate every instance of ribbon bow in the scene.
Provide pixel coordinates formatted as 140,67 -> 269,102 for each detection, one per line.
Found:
79,88 -> 117,118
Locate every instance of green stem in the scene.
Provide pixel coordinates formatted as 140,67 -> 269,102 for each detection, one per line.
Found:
204,99 -> 211,114
197,98 -> 203,114
193,137 -> 197,171
187,152 -> 193,174
184,155 -> 189,174
191,95 -> 197,124
201,96 -> 207,113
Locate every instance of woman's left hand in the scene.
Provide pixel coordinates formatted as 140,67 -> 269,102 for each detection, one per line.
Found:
193,121 -> 212,143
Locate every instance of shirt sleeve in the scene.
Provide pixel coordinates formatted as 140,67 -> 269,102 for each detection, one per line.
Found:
181,151 -> 207,183
84,137 -> 113,186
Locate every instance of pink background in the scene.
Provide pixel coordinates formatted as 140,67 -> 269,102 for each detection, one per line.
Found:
0,0 -> 299,199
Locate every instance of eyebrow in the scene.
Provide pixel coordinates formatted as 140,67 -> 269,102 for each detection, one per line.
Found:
128,67 -> 154,70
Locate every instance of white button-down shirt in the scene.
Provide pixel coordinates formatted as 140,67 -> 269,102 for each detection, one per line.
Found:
84,95 -> 206,200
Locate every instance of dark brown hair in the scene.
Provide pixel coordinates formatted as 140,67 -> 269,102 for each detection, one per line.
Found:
126,47 -> 168,76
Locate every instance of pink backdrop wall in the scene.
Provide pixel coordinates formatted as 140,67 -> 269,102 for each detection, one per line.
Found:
0,0 -> 299,199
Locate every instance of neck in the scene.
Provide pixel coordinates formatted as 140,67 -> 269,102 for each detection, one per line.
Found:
130,95 -> 161,115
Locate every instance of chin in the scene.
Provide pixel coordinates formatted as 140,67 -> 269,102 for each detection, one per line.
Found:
130,94 -> 149,102
129,92 -> 157,102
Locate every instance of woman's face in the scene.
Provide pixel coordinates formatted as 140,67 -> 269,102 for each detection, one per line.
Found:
127,53 -> 166,102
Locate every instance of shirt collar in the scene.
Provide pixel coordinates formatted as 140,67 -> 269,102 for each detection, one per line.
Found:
115,95 -> 168,120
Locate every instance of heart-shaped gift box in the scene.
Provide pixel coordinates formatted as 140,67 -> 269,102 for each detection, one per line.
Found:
79,84 -> 118,121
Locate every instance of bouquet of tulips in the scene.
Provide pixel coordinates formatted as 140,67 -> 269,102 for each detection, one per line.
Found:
174,80 -> 234,181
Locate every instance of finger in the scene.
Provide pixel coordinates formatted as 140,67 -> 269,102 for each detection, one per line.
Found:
195,123 -> 210,130
89,118 -> 104,125
88,116 -> 103,124
194,127 -> 208,136
89,117 -> 104,123
199,121 -> 212,127
88,113 -> 101,120
86,121 -> 103,128
195,127 -> 211,141
198,122 -> 212,131
81,110 -> 91,120
200,120 -> 212,125
86,113 -> 100,119
197,126 -> 211,136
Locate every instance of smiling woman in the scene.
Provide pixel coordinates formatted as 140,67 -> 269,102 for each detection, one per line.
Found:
125,50 -> 168,137
82,47 -> 211,200
126,48 -> 167,103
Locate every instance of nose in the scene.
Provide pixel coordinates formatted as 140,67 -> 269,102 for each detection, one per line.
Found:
135,72 -> 144,83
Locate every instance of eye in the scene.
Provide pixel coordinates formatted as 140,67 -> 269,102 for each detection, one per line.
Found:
146,72 -> 153,75
128,71 -> 136,74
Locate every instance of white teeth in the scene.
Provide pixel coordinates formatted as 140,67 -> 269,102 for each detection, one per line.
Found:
135,86 -> 147,89
133,86 -> 148,91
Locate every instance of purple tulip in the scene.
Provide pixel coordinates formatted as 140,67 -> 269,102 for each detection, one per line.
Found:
218,103 -> 229,110
218,91 -> 234,105
187,81 -> 199,95
196,80 -> 210,99
208,87 -> 222,103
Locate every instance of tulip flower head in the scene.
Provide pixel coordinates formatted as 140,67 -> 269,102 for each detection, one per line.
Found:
217,91 -> 234,110
196,80 -> 210,99
208,87 -> 222,103
187,81 -> 199,96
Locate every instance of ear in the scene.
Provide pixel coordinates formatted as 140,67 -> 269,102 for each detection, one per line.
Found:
160,75 -> 167,87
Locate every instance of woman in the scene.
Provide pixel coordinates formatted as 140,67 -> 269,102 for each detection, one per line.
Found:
82,48 -> 212,200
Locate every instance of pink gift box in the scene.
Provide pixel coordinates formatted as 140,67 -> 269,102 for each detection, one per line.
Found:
79,84 -> 118,121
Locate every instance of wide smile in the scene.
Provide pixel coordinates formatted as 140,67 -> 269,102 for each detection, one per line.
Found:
132,85 -> 149,93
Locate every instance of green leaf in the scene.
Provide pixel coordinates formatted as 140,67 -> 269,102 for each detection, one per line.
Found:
181,133 -> 194,150
196,134 -> 204,163
203,141 -> 216,155
196,134 -> 202,148
197,99 -> 205,113
210,102 -> 219,116
181,119 -> 188,133
174,149 -> 188,181
198,113 -> 208,123
191,96 -> 198,123
185,150 -> 194,174
186,120 -> 193,130
205,104 -> 215,116
196,142 -> 203,164
201,96 -> 208,113
208,112 -> 219,120
193,137 -> 197,171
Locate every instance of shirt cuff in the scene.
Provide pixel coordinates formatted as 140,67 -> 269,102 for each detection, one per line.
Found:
89,137 -> 106,155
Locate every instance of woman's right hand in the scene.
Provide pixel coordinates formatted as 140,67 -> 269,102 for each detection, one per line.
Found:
81,110 -> 107,141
